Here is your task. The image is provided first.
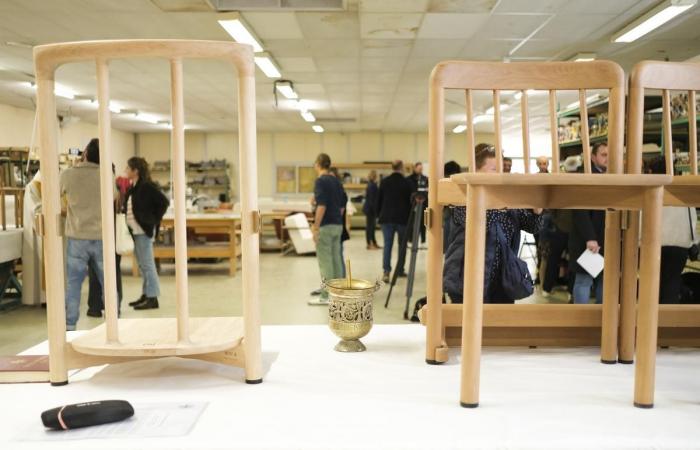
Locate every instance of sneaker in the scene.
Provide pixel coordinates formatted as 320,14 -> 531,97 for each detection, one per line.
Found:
133,297 -> 159,310
308,297 -> 329,305
128,295 -> 147,307
86,310 -> 102,318
395,271 -> 407,278
382,272 -> 390,283
310,288 -> 322,296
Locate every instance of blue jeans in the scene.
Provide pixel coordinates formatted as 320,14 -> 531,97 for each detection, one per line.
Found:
573,272 -> 604,304
381,223 -> 407,274
133,234 -> 160,298
65,238 -> 104,330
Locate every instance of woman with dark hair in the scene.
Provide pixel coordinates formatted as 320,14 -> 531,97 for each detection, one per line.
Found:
443,144 -> 542,303
124,157 -> 169,310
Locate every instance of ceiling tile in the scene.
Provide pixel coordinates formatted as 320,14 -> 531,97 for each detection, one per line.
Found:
264,39 -> 313,57
494,0 -> 568,14
360,13 -> 424,39
477,14 -> 551,40
459,39 -> 516,60
427,0 -> 498,13
361,56 -> 407,72
242,12 -> 304,39
361,39 -> 414,57
277,57 -> 317,72
417,13 -> 489,39
410,38 -> 466,57
296,83 -> 325,94
308,39 -> 360,57
359,0 -> 429,13
296,12 -> 360,39
315,57 -> 360,72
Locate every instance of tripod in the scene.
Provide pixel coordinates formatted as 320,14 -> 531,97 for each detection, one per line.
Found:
384,193 -> 426,319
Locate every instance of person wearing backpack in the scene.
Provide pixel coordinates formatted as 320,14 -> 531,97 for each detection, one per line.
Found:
443,144 -> 542,303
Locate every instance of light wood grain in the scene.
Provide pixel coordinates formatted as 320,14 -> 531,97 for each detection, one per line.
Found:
549,90 -> 559,172
494,90 -> 503,173
689,90 -> 697,175
521,89 -> 530,173
580,89 -> 591,174
662,89 -> 673,175
600,211 -> 621,362
465,90 -> 475,173
619,211 -> 640,362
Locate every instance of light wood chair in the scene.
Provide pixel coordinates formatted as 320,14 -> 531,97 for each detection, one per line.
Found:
618,61 -> 700,407
34,40 -> 262,385
423,60 -> 672,408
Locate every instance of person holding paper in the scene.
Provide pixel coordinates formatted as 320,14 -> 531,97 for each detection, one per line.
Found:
569,142 -> 608,304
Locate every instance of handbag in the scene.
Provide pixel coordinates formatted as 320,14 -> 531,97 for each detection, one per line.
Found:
115,213 -> 134,255
688,208 -> 699,262
495,222 -> 534,300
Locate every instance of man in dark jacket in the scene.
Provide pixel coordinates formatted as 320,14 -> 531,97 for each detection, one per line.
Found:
406,162 -> 428,244
363,170 -> 380,250
570,142 -> 608,304
377,160 -> 412,282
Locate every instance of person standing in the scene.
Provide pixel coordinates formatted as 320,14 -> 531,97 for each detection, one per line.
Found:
406,161 -> 429,244
60,138 -> 112,330
363,170 -> 380,250
536,156 -> 549,173
377,160 -> 412,283
310,153 -> 347,305
569,142 -> 608,304
503,157 -> 513,173
124,157 -> 169,310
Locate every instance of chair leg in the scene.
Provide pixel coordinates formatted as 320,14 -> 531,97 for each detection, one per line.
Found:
619,211 -> 640,364
601,211 -> 621,364
460,186 -> 486,408
634,187 -> 663,408
426,204 -> 447,364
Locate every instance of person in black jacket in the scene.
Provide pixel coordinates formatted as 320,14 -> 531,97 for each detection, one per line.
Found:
123,157 -> 169,310
377,160 -> 412,282
406,162 -> 428,244
363,170 -> 380,250
569,142 -> 608,304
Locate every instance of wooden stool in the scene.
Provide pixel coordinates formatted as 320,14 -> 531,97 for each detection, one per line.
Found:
619,60 -> 700,407
423,60 -> 671,407
34,40 -> 262,385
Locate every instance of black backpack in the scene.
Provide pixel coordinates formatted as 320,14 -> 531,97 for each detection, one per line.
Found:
680,272 -> 700,304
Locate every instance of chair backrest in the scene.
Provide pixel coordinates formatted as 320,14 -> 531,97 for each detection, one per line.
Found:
628,61 -> 700,176
34,40 -> 259,343
428,61 -> 626,178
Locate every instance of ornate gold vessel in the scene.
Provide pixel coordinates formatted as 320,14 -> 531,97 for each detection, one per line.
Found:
324,277 -> 380,352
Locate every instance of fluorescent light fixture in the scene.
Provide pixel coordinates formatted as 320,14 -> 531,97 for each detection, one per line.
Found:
217,12 -> 263,52
452,124 -> 467,133
276,81 -> 298,99
312,125 -> 324,133
254,53 -> 281,78
571,52 -> 597,62
136,113 -> 160,124
294,99 -> 311,112
301,111 -> 316,122
474,114 -> 490,124
26,81 -> 76,99
612,0 -> 696,43
485,103 -> 510,115
109,102 -> 121,113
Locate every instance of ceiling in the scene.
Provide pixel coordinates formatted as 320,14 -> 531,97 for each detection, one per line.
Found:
0,0 -> 699,134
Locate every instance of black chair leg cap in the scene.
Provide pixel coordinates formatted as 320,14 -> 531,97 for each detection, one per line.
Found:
601,359 -> 617,365
426,359 -> 445,365
245,378 -> 263,385
51,380 -> 68,387
634,402 -> 653,409
460,402 -> 479,408
618,359 -> 634,364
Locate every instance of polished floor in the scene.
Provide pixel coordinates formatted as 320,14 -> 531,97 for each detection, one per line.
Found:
0,230 -> 567,356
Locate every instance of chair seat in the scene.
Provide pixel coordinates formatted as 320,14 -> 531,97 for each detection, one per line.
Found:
450,173 -> 672,186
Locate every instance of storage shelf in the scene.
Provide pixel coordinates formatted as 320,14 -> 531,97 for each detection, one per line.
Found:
333,163 -> 392,170
152,167 -> 230,173
558,134 -> 608,148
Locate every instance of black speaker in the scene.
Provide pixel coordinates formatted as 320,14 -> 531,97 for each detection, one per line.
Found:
41,400 -> 134,430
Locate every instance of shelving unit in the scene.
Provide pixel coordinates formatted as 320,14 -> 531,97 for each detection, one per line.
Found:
151,159 -> 232,200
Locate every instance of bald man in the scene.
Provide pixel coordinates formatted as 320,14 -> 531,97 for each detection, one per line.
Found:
536,156 -> 549,174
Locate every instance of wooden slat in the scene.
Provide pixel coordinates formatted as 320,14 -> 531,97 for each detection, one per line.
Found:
493,90 -> 503,173
689,90 -> 697,175
96,58 -> 119,344
579,89 -> 591,173
437,304 -> 603,327
521,89 -> 530,173
170,58 -> 189,342
450,172 -> 671,186
549,90 -> 559,173
662,89 -> 673,175
466,89 -> 475,173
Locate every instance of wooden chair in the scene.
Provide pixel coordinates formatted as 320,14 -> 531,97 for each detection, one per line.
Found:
34,40 -> 262,385
618,61 -> 700,407
423,60 -> 672,408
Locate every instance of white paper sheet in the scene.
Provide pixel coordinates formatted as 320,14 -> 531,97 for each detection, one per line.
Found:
576,249 -> 605,278
18,402 -> 207,441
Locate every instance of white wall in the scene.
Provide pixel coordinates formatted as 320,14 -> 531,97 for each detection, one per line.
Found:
135,130 -> 495,198
0,103 -> 135,172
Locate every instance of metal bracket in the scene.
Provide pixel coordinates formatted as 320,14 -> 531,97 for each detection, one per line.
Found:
424,208 -> 432,230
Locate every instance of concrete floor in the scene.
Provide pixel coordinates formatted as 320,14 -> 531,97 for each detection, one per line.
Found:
0,230 -> 568,356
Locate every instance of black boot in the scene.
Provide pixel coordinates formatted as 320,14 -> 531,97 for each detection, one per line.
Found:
133,297 -> 159,310
128,295 -> 147,307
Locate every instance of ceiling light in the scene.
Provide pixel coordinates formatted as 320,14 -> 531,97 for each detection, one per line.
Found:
276,80 -> 298,99
109,102 -> 121,113
485,104 -> 510,115
136,113 -> 160,124
254,53 -> 281,78
571,52 -> 597,62
312,125 -> 324,133
474,115 -> 490,124
294,99 -> 311,112
26,81 -> 76,99
452,124 -> 467,134
301,111 -> 316,122
217,12 -> 263,52
612,0 -> 696,43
